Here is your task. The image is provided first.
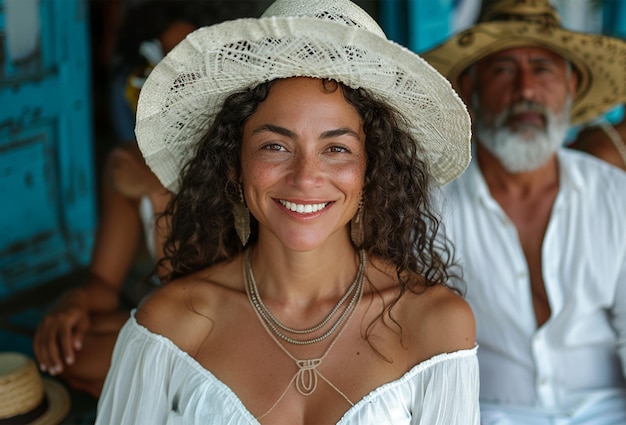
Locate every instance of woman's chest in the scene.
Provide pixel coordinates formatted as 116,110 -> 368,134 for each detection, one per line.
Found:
190,307 -> 412,423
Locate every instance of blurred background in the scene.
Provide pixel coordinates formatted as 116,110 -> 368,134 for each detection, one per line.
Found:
0,0 -> 624,423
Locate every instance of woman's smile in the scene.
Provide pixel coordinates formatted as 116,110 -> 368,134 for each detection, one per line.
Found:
277,199 -> 332,214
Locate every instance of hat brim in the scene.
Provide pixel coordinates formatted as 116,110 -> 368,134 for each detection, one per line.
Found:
27,379 -> 71,425
422,21 -> 626,125
136,16 -> 472,192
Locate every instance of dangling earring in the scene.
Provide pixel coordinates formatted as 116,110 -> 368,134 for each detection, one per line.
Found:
233,184 -> 250,246
350,198 -> 365,246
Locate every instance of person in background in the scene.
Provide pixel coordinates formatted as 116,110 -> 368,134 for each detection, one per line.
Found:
106,1 -> 271,143
95,0 -> 479,423
423,0 -> 626,423
32,19 -> 195,398
569,107 -> 626,171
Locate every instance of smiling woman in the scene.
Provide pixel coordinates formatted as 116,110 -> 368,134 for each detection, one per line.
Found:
241,78 -> 366,253
95,1 -> 479,424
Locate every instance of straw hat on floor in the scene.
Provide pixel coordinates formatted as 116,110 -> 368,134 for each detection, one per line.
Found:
0,352 -> 70,425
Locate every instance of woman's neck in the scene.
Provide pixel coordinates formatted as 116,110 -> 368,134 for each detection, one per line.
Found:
248,237 -> 361,305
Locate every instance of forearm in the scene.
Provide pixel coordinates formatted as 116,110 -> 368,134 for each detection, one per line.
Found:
56,274 -> 122,313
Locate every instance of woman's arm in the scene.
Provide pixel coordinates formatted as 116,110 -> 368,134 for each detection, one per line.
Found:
33,147 -> 146,375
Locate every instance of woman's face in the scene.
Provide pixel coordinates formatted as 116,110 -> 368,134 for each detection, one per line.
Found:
241,77 -> 366,252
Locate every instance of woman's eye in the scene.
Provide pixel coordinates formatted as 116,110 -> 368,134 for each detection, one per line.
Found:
263,143 -> 285,151
328,146 -> 349,153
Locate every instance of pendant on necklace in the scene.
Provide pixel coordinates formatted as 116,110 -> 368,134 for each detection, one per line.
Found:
295,358 -> 322,396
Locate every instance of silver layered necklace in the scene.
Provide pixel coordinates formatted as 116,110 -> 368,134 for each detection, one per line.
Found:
244,249 -> 367,413
245,249 -> 366,345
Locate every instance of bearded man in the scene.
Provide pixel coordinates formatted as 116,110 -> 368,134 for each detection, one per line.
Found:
424,0 -> 626,423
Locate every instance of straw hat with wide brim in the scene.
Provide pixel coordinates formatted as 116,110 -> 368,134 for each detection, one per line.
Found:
0,352 -> 71,425
135,0 -> 472,193
422,0 -> 626,125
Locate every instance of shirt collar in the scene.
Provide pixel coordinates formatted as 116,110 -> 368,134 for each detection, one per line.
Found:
555,148 -> 585,193
466,146 -> 585,201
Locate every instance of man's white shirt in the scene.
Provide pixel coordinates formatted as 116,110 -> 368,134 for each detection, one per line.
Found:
440,148 -> 626,423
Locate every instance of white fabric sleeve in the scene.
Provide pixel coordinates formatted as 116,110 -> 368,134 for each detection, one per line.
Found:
613,248 -> 626,379
95,317 -> 175,425
411,348 -> 480,425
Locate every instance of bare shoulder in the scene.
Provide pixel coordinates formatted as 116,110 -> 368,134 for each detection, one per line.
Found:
366,257 -> 475,360
397,284 -> 476,360
134,275 -> 212,354
422,285 -> 475,350
136,256 -> 244,354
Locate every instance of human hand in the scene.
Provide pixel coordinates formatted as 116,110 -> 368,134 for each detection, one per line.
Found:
107,144 -> 164,199
33,301 -> 91,376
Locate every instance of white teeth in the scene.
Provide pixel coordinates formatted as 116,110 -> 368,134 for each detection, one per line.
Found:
279,200 -> 328,213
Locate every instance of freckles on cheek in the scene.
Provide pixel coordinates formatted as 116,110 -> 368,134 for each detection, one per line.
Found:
252,164 -> 274,180
338,169 -> 367,197
329,167 -> 359,183
242,160 -> 275,187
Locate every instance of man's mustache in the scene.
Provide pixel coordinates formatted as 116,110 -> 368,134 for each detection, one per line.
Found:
505,101 -> 548,119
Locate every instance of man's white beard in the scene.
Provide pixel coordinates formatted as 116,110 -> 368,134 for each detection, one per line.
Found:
472,94 -> 571,173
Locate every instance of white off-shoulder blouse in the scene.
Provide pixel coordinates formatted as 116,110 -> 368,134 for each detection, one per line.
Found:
96,311 -> 480,424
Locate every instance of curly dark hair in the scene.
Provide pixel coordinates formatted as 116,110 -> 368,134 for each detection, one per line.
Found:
158,78 -> 459,329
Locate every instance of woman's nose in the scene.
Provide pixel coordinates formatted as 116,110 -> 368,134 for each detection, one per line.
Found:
288,151 -> 322,187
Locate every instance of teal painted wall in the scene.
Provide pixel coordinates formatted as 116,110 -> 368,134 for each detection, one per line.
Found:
0,0 -> 96,297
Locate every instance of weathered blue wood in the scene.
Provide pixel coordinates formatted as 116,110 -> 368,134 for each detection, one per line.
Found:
408,0 -> 453,52
601,0 -> 626,123
0,0 -> 95,297
379,0 -> 453,51
602,0 -> 626,38
379,0 -> 408,46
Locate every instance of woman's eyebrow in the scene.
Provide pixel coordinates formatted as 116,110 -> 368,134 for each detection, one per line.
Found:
251,124 -> 296,138
251,125 -> 361,141
320,128 -> 362,141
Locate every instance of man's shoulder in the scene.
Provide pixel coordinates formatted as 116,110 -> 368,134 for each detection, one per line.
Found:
560,147 -> 626,178
559,148 -> 626,207
561,147 -> 626,179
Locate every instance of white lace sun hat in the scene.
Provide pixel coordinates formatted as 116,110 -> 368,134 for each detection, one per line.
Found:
135,0 -> 472,193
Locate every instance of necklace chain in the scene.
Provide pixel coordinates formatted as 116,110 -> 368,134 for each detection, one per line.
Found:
245,249 -> 366,345
247,250 -> 364,335
244,250 -> 366,415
